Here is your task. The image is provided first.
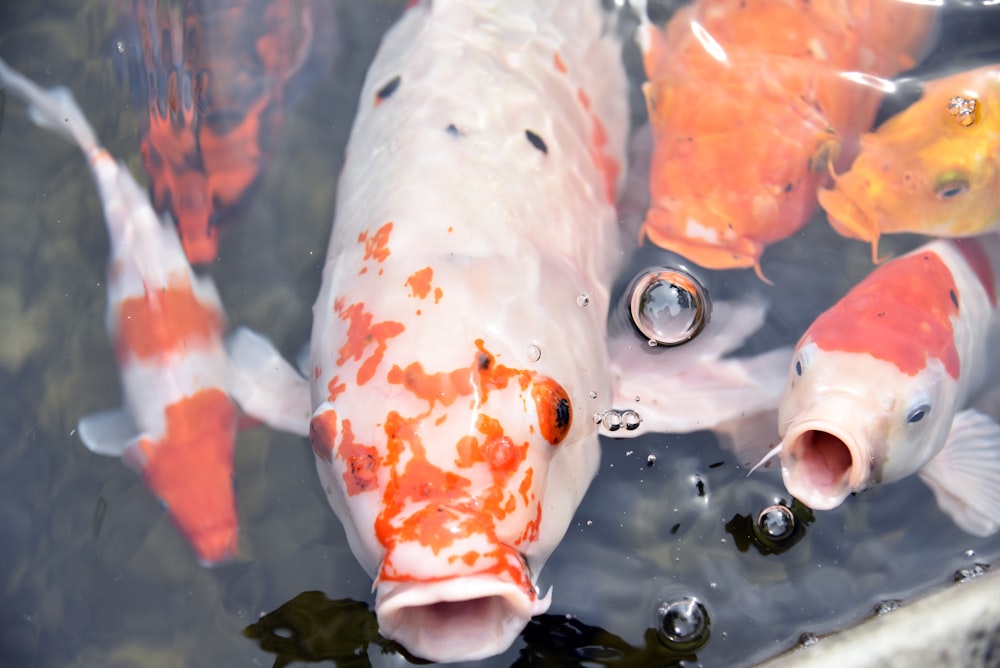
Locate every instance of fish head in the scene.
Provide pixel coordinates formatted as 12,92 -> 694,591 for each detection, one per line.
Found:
308,255 -> 607,662
125,389 -> 239,566
777,341 -> 954,510
819,69 -> 1000,245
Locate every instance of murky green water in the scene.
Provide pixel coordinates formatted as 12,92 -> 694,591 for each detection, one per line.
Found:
2,2 -> 1000,667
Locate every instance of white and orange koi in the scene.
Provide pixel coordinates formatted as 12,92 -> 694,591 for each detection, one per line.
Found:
758,236 -> 1000,536
0,59 -> 243,565
226,0 -> 628,661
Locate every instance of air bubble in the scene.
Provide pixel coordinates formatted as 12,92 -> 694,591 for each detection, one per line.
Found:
656,596 -> 710,649
526,344 -> 541,362
621,410 -> 641,431
589,390 -> 598,399
755,505 -> 796,541
799,633 -> 818,647
576,294 -> 590,307
646,454 -> 657,466
954,563 -> 990,583
601,411 -> 622,432
627,267 -> 711,346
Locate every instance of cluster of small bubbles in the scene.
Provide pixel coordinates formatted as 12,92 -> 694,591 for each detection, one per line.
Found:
873,600 -> 900,617
656,596 -> 710,649
526,344 -> 541,362
755,504 -> 796,541
954,563 -> 990,583
799,632 -> 819,647
576,294 -> 590,307
594,409 -> 641,432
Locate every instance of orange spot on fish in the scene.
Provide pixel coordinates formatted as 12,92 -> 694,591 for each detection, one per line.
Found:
553,52 -> 567,74
518,467 -> 534,506
808,250 -> 961,378
327,374 -> 346,401
127,388 -> 238,564
116,275 -> 222,361
338,419 -> 380,495
336,301 -> 405,386
953,238 -> 997,306
433,287 -> 443,303
405,266 -> 434,299
577,87 -> 590,111
309,409 -> 338,462
588,115 -> 619,204
358,222 -> 393,263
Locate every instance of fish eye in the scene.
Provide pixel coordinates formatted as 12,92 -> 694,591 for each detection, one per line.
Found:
531,377 -> 572,445
906,403 -> 931,424
934,173 -> 969,200
627,266 -> 711,346
794,360 -> 803,377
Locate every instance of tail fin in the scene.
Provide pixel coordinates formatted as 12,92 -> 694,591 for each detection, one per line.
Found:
0,57 -> 100,156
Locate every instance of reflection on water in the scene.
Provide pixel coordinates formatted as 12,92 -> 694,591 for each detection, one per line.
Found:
2,1 -> 1000,667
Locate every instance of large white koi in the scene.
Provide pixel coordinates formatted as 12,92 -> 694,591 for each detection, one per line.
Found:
228,0 -> 628,661
0,59 -> 243,565
759,236 -> 1000,536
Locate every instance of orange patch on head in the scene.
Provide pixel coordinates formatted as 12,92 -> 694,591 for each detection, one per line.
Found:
336,302 -> 405,386
128,388 -> 238,564
405,266 -> 434,299
808,250 -> 961,378
115,275 -> 223,361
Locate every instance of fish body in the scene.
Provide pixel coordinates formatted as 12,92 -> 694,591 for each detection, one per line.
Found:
229,0 -> 628,661
819,65 -> 1000,259
771,236 -> 1000,535
634,0 -> 935,276
0,59 -> 240,565
124,0 -> 325,263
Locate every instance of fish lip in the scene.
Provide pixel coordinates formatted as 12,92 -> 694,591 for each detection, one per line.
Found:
375,575 -> 549,662
817,184 -> 877,244
780,417 -> 872,510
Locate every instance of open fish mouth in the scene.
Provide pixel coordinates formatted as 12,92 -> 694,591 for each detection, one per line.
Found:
375,572 -> 550,663
780,419 -> 871,510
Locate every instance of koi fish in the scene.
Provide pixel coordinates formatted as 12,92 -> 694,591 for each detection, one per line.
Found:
632,0 -> 936,278
0,58 -> 242,565
819,65 -> 1000,260
758,236 -> 1000,536
225,0 -> 628,661
123,0 -> 326,264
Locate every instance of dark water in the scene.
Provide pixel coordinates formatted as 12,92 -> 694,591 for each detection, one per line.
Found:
1,2 -> 1000,667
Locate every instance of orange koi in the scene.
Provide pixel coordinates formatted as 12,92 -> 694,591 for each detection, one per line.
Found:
633,0 -> 936,278
819,65 -> 1000,260
0,58 -> 247,565
125,0 -> 326,264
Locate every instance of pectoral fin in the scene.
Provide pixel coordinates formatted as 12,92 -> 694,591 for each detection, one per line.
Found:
226,327 -> 311,437
918,409 -> 1000,537
78,408 -> 141,457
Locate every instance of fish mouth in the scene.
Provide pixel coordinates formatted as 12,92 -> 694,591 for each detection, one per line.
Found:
780,420 -> 871,510
816,185 -> 879,249
375,574 -> 550,662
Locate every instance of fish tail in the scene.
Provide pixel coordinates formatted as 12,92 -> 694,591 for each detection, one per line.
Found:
0,58 -> 101,158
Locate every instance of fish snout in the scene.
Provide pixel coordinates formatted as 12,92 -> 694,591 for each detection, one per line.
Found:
780,418 -> 874,510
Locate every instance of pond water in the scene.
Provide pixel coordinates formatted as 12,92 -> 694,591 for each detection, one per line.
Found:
2,1 -> 1000,667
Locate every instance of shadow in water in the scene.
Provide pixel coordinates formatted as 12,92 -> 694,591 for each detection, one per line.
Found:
244,590 -> 708,667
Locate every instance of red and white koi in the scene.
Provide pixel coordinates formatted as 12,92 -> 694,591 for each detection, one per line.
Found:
0,59 -> 241,565
759,236 -> 1000,536
227,0 -> 627,661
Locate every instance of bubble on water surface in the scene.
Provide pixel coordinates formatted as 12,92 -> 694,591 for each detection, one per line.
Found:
656,595 -> 710,650
756,504 -> 796,541
627,267 -> 711,346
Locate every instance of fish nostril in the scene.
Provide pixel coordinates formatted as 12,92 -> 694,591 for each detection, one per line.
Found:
799,430 -> 853,491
